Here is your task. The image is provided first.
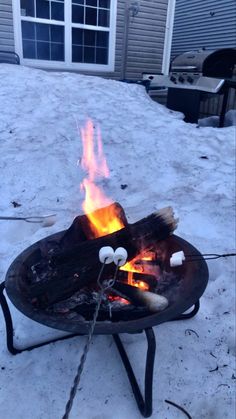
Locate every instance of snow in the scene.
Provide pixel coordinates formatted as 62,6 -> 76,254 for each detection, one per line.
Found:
0,64 -> 235,419
199,110 -> 236,128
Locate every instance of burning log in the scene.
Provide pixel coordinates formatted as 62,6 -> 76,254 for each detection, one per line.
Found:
117,271 -> 157,289
108,282 -> 169,312
51,205 -> 177,265
60,202 -> 128,249
29,204 -> 178,308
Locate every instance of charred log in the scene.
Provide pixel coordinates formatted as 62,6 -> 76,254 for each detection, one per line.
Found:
59,202 -> 128,249
51,206 -> 177,266
28,205 -> 178,307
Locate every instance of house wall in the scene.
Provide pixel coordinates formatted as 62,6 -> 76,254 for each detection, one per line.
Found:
89,0 -> 169,80
0,0 -> 14,52
171,0 -> 236,57
0,0 -> 169,81
123,0 -> 169,80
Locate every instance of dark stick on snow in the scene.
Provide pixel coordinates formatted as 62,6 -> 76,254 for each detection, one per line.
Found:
165,400 -> 192,419
184,329 -> 199,338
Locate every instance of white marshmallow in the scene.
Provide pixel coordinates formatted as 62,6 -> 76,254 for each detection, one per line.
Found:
114,247 -> 128,266
41,215 -> 57,227
140,292 -> 169,312
99,246 -> 114,264
170,251 -> 185,267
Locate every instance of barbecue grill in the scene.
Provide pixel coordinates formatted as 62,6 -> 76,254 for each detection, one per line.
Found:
143,48 -> 236,126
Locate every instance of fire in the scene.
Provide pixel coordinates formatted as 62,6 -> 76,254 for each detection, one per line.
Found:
80,120 -> 124,238
79,120 -> 155,292
121,251 -> 155,289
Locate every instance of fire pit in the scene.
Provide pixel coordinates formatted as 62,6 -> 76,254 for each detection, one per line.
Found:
0,122 -> 209,417
4,232 -> 208,335
0,224 -> 208,417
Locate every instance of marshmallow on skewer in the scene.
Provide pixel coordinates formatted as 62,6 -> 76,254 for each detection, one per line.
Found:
99,246 -> 114,264
114,247 -> 128,266
41,215 -> 57,227
170,251 -> 185,267
139,291 -> 169,312
110,281 -> 169,312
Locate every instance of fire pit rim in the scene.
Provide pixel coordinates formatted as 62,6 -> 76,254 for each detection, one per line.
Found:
5,232 -> 209,335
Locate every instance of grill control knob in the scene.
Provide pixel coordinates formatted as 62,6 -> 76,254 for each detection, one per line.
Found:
178,76 -> 185,83
187,76 -> 194,84
170,75 -> 176,83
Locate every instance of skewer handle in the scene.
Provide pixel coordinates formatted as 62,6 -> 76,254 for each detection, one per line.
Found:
0,216 -> 24,221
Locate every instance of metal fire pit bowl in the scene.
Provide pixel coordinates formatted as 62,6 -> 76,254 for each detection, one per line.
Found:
5,232 -> 208,335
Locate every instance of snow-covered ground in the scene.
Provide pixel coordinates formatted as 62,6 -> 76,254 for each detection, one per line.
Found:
0,64 -> 235,419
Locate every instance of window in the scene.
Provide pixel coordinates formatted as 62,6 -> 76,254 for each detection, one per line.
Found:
71,0 -> 110,64
20,0 -> 65,21
72,28 -> 108,64
21,22 -> 64,61
14,0 -> 117,71
20,0 -> 65,61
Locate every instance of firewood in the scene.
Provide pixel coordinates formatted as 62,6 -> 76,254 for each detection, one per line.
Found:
117,271 -> 157,288
29,205 -> 178,307
29,265 -> 111,307
60,202 -> 128,249
51,206 -> 177,265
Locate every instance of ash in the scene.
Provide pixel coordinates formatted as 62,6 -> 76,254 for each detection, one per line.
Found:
49,268 -> 181,320
50,287 -> 131,316
52,288 -> 102,312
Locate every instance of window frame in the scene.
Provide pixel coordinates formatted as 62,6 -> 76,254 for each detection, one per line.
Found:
13,0 -> 117,72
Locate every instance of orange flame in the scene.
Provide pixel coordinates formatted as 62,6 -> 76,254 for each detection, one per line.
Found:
121,251 -> 155,289
80,120 -> 109,181
79,120 -> 155,292
80,120 -> 124,238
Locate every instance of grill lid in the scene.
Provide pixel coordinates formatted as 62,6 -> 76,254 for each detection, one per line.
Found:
171,50 -> 213,73
171,48 -> 236,78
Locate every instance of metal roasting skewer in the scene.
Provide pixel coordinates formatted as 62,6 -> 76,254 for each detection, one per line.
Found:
136,253 -> 236,266
0,214 -> 57,227
185,253 -> 236,262
62,250 -> 123,419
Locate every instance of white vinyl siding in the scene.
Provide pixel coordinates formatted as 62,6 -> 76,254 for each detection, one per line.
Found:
0,0 -> 14,52
171,0 -> 236,57
124,0 -> 169,80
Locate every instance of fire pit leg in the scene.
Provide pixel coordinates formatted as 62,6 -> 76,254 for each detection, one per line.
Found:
0,282 -> 21,355
171,301 -> 200,321
0,282 -> 79,355
113,328 -> 156,418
